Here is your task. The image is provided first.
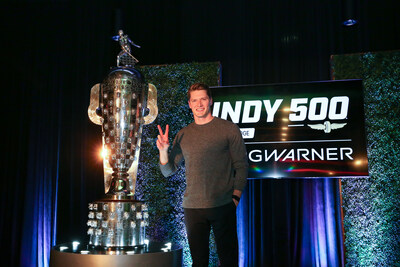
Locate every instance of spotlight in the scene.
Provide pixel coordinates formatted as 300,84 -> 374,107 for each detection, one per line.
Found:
100,147 -> 108,159
343,19 -> 358,27
354,160 -> 363,166
342,0 -> 358,26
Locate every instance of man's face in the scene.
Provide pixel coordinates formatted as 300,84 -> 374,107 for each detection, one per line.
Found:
188,90 -> 213,120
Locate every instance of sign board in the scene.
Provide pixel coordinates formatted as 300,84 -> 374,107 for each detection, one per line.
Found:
211,80 -> 369,179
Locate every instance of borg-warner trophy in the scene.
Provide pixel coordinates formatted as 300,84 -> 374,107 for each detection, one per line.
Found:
50,30 -> 182,267
87,29 -> 158,248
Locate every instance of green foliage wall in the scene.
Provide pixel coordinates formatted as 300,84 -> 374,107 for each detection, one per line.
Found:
136,62 -> 221,267
331,51 -> 400,266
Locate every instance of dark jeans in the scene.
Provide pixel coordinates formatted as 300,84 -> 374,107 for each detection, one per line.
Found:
184,202 -> 238,267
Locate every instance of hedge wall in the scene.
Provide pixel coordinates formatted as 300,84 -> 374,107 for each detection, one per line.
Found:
331,51 -> 400,266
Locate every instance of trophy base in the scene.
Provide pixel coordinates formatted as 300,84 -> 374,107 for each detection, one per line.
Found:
87,198 -> 148,247
50,242 -> 183,267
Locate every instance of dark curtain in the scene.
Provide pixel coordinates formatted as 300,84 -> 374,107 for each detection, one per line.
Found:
2,0 -> 399,266
238,179 -> 344,266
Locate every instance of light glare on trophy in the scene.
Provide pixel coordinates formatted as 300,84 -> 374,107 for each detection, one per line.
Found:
87,30 -> 158,248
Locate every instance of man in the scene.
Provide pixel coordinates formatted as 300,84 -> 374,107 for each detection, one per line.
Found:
156,83 -> 248,267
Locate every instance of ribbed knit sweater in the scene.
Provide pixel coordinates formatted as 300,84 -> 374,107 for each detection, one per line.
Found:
159,117 -> 248,208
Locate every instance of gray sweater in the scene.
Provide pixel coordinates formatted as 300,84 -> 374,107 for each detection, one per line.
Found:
160,117 -> 248,208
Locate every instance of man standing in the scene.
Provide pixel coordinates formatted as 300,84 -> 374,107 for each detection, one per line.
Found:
156,83 -> 248,266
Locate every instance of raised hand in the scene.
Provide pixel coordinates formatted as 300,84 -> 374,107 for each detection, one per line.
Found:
156,124 -> 170,152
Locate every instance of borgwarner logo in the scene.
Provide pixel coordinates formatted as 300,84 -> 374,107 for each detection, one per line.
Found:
212,96 -> 349,138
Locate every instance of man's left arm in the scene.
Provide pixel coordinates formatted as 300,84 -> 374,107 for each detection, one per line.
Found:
232,189 -> 242,206
229,125 -> 249,206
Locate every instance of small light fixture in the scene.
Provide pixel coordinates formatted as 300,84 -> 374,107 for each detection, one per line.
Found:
164,242 -> 172,250
343,19 -> 358,27
342,0 -> 358,26
72,241 -> 80,251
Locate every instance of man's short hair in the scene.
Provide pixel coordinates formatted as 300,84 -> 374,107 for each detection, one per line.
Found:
187,83 -> 212,100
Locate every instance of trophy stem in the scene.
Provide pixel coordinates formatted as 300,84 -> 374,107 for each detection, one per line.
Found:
106,173 -> 132,196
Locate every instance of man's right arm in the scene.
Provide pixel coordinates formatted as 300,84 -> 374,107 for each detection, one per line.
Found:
157,124 -> 182,177
159,148 -> 169,165
158,143 -> 183,177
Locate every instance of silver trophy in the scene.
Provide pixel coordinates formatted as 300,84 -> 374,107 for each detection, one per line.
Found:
87,30 -> 158,247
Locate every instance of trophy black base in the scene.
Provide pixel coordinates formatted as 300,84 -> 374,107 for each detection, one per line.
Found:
50,242 -> 182,267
